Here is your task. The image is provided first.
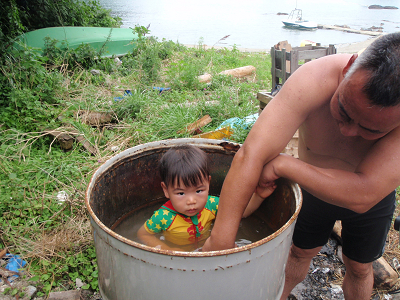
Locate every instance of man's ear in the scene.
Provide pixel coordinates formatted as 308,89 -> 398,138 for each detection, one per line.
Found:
161,182 -> 169,199
342,54 -> 358,77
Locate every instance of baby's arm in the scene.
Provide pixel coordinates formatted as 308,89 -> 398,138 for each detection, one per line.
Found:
137,225 -> 183,251
242,182 -> 277,218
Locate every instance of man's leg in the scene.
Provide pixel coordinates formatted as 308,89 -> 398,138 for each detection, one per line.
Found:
342,254 -> 374,300
280,244 -> 322,300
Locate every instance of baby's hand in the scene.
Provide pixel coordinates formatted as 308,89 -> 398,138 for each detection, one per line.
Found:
256,181 -> 277,199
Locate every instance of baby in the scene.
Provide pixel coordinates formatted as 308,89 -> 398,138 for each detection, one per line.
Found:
137,144 -> 276,251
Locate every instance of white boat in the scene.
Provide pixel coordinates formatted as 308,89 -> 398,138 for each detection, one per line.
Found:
282,8 -> 318,30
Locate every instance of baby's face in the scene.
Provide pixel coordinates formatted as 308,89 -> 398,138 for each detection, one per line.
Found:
161,176 -> 210,216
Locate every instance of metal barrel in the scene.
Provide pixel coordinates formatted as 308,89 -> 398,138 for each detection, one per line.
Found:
85,138 -> 302,300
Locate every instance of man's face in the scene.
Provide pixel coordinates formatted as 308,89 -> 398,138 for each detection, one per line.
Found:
330,69 -> 400,140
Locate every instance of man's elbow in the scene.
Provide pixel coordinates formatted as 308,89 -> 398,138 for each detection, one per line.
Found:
350,194 -> 380,214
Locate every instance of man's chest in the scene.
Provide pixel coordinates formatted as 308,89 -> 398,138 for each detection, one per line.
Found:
299,108 -> 375,168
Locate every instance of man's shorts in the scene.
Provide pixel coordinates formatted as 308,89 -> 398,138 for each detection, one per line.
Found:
292,188 -> 396,263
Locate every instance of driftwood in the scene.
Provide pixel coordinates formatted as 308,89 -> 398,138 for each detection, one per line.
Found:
75,110 -> 113,126
0,248 -> 7,260
198,66 -> 256,83
44,129 -> 97,155
178,115 -> 212,134
332,220 -> 399,289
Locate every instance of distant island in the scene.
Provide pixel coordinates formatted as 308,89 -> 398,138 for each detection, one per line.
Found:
368,5 -> 398,9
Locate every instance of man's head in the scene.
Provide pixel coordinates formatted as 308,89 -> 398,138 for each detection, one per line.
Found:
345,32 -> 400,107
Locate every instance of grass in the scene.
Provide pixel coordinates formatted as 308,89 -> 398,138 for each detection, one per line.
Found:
0,32 -> 272,296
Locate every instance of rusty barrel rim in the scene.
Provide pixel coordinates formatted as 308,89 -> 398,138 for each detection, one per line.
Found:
85,138 -> 302,257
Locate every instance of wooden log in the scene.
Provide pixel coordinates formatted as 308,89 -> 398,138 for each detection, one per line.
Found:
198,66 -> 256,83
219,65 -> 256,78
198,73 -> 212,83
373,257 -> 400,289
331,220 -> 399,289
177,115 -> 212,134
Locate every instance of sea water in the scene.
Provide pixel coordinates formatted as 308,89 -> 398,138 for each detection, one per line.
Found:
98,0 -> 400,49
112,197 -> 274,252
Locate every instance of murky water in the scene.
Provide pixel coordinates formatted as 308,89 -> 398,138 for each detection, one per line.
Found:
112,196 -> 274,252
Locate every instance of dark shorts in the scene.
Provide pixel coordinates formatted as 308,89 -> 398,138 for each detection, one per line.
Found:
293,188 -> 396,263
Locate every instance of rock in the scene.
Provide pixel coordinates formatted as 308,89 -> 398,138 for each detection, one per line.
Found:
114,57 -> 122,66
25,285 -> 37,298
290,282 -> 308,299
90,69 -> 101,76
330,284 -> 344,299
369,5 -> 398,9
75,278 -> 85,289
48,290 -> 81,300
369,5 -> 384,9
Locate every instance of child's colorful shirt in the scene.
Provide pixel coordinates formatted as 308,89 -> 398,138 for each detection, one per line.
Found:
143,195 -> 219,246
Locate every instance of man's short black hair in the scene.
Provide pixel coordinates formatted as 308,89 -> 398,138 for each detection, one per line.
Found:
347,32 -> 400,107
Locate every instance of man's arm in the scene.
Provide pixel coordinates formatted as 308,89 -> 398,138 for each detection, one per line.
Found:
202,55 -> 347,251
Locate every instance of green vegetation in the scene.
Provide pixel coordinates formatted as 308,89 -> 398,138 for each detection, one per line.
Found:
0,5 -> 273,295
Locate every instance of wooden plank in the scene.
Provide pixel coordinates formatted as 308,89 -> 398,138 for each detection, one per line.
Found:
271,46 -> 277,89
297,49 -> 329,60
290,50 -> 299,74
177,115 -> 212,134
281,49 -> 287,84
274,69 -> 284,78
257,92 -> 273,105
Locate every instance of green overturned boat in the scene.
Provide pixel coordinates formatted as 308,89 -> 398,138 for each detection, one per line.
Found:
15,27 -> 138,57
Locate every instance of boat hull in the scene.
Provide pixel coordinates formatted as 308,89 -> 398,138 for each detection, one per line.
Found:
15,27 -> 139,57
282,20 -> 318,30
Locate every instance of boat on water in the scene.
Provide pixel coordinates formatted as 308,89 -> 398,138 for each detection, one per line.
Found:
282,8 -> 318,30
14,27 -> 139,57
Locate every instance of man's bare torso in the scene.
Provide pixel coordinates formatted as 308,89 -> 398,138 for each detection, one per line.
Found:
298,101 -> 375,172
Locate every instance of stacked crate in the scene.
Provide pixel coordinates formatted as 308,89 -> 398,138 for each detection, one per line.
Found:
257,43 -> 337,158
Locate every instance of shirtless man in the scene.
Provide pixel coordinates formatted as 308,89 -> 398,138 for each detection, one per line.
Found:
202,32 -> 400,300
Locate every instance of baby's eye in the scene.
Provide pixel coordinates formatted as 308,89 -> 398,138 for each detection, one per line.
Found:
196,190 -> 203,194
178,192 -> 184,196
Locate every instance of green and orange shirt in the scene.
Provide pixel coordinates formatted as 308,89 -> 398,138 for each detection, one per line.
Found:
143,195 -> 219,246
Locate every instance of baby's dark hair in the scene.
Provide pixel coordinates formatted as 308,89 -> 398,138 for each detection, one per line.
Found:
159,144 -> 210,187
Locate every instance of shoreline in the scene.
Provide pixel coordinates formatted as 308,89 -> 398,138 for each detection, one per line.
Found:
184,35 -> 381,54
